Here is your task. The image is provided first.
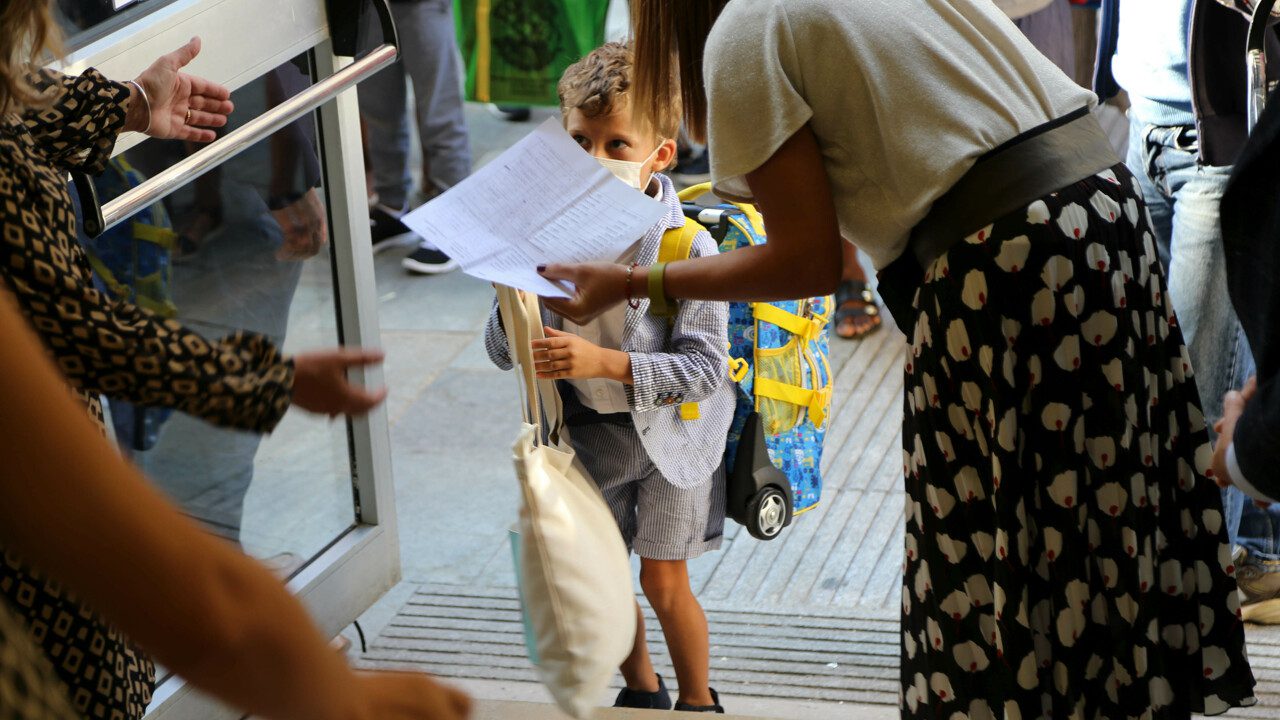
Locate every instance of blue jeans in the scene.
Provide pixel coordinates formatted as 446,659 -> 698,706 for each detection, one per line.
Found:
1126,120 -> 1280,566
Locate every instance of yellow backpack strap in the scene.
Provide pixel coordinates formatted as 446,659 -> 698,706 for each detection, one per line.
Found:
734,202 -> 767,237
755,376 -> 833,429
84,253 -> 129,300
678,181 -> 766,236
677,182 -> 713,203
132,223 -> 177,249
658,218 -> 707,421
659,218 -> 704,264
751,302 -> 828,341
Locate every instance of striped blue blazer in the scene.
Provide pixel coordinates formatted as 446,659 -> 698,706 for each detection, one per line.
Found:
484,173 -> 735,489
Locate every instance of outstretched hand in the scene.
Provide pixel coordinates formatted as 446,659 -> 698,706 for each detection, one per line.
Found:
538,262 -> 629,325
291,348 -> 388,418
343,672 -> 471,720
132,37 -> 234,142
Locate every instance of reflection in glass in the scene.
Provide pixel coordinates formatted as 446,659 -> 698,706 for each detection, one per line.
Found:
55,0 -> 173,47
74,56 -> 355,576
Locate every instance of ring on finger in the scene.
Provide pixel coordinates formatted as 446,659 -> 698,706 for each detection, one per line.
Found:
185,109 -> 192,125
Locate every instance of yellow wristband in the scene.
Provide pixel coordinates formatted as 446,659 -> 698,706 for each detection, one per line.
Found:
647,262 -> 676,317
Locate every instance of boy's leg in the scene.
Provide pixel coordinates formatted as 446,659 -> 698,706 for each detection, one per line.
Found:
619,601 -> 660,692
639,557 -> 713,706
633,464 -> 726,707
558,420 -> 658,694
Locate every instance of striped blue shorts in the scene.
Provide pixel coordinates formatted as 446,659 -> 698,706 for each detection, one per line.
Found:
568,420 -> 725,561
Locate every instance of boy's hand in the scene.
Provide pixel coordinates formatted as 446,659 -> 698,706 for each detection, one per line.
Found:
532,328 -> 631,383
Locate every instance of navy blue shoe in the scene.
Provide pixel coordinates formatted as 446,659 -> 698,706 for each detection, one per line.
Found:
613,674 -> 672,710
674,688 -> 725,713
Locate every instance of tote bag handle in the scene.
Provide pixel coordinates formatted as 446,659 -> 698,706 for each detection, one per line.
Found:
496,285 -> 567,443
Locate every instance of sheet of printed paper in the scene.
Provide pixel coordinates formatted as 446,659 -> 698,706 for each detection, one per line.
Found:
400,118 -> 668,298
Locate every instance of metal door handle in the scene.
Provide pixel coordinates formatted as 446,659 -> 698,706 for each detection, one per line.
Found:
1247,0 -> 1279,133
79,0 -> 398,238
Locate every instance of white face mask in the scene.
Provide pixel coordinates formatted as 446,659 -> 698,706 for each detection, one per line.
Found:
596,142 -> 664,190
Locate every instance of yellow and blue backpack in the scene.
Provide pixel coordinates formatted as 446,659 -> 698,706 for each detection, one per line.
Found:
668,183 -> 834,540
76,156 -> 179,452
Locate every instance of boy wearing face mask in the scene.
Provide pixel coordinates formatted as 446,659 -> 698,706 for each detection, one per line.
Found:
482,42 -> 735,713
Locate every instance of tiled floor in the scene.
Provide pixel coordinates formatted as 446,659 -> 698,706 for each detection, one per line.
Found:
356,325 -> 909,710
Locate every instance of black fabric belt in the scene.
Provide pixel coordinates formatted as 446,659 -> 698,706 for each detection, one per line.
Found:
564,410 -> 633,428
877,106 -> 1121,336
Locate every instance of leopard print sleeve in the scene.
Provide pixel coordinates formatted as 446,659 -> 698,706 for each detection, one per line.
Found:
6,264 -> 296,434
0,101 -> 295,434
21,68 -> 129,174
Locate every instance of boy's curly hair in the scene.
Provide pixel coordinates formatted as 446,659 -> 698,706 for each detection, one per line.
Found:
557,41 -> 681,140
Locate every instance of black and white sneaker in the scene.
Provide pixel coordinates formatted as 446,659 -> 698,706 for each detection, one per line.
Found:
488,104 -> 531,122
402,245 -> 459,275
369,204 -> 418,254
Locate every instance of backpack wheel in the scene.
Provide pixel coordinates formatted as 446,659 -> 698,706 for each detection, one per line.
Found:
746,486 -> 791,541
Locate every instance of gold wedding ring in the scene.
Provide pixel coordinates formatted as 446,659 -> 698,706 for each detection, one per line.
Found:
184,109 -> 192,125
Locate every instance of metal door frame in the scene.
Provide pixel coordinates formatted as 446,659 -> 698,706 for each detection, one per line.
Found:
61,2 -> 400,716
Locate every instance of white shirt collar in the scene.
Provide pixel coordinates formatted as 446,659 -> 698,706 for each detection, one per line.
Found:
646,176 -> 663,202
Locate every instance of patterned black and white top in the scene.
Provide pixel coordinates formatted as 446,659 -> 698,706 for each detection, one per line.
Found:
0,69 -> 296,718
0,600 -> 78,720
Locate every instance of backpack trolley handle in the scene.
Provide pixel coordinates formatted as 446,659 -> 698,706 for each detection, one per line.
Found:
1247,0 -> 1279,133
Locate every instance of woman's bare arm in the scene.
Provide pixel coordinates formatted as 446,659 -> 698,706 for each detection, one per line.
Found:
542,124 -> 844,323
0,289 -> 467,720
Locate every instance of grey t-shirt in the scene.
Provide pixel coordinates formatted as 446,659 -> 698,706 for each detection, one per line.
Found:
704,0 -> 1095,269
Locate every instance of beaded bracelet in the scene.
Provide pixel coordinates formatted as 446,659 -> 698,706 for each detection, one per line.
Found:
625,262 -> 641,309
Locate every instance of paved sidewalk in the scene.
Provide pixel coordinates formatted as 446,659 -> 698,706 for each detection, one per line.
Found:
467,696 -> 896,720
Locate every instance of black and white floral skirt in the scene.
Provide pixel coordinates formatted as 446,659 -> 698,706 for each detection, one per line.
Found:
899,164 -> 1256,718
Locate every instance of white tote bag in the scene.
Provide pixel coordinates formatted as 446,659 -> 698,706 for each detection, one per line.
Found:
992,0 -> 1054,20
496,286 -> 636,719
